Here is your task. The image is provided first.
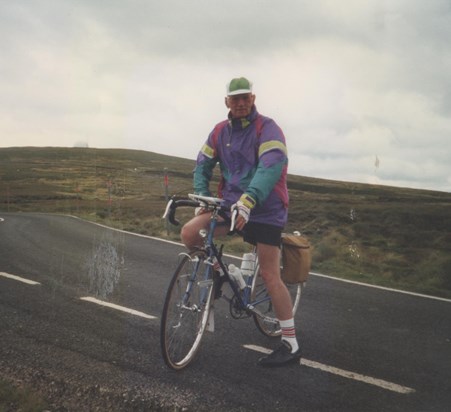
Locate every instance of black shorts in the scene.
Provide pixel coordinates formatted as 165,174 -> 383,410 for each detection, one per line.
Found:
242,221 -> 283,247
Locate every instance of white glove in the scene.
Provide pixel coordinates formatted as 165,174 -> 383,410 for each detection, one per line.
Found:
230,194 -> 256,230
231,200 -> 251,224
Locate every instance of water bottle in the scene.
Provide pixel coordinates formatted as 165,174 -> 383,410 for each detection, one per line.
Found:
240,253 -> 256,278
228,264 -> 246,290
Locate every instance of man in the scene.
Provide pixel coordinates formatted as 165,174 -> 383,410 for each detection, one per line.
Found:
181,77 -> 301,367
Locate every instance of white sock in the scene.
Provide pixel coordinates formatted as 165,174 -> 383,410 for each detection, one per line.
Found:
279,318 -> 299,353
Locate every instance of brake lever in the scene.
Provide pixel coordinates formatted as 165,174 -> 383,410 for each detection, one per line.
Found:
162,198 -> 174,219
230,209 -> 238,232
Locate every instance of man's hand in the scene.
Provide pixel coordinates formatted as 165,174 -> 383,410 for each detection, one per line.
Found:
231,194 -> 256,231
231,201 -> 250,231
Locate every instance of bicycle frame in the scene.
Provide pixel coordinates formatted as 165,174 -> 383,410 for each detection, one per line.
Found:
161,194 -> 304,369
204,208 -> 245,303
164,193 -> 299,318
201,207 -> 273,314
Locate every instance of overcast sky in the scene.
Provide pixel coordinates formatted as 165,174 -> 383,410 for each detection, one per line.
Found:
1,0 -> 450,192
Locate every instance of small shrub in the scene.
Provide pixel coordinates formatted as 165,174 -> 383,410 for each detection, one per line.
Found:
314,242 -> 337,263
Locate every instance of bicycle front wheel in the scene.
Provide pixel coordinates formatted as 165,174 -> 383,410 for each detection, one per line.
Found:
251,268 -> 303,337
160,249 -> 214,370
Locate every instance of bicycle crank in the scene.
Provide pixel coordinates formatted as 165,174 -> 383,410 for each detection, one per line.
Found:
229,295 -> 251,319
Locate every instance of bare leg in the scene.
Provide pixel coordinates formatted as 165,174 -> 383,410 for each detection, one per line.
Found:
256,243 -> 293,321
181,212 -> 229,250
256,242 -> 301,366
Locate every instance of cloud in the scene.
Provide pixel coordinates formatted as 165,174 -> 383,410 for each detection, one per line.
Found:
0,0 -> 450,192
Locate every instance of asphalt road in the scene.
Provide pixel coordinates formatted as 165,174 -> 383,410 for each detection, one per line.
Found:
0,213 -> 450,411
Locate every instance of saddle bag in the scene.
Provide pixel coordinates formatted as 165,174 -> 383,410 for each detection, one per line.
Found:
281,234 -> 311,284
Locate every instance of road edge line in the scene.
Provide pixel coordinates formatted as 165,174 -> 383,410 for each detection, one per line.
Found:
68,215 -> 451,303
244,344 -> 415,395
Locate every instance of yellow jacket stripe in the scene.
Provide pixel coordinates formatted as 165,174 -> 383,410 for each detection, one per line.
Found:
201,143 -> 215,159
258,140 -> 287,157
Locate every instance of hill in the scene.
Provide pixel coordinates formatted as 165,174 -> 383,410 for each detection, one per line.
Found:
1,146 -> 450,298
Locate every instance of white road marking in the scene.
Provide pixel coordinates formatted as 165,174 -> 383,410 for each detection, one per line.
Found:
244,344 -> 416,395
80,296 -> 157,320
69,215 -> 238,255
0,272 -> 41,285
311,271 -> 451,303
2,215 -> 448,302
75,216 -> 451,303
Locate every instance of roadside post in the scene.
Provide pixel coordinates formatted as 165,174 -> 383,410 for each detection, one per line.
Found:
164,168 -> 169,235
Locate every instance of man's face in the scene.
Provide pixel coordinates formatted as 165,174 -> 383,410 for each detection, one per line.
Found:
225,93 -> 256,119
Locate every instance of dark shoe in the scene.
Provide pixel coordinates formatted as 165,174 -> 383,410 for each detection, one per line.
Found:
258,341 -> 301,368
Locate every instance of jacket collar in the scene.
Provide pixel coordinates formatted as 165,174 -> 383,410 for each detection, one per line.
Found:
228,106 -> 258,131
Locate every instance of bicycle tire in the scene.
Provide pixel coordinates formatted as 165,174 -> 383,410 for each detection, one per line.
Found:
251,267 -> 303,337
160,249 -> 215,370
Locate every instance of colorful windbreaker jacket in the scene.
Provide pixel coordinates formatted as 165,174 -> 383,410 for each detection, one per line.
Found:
194,106 -> 289,227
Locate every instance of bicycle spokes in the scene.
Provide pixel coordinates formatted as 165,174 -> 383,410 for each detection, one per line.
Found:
160,250 -> 215,370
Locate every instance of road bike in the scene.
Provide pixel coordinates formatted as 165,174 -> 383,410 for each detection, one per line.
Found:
160,194 -> 305,370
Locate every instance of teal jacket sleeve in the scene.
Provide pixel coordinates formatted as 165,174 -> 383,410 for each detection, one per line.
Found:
193,157 -> 217,196
245,157 -> 286,205
243,119 -> 288,207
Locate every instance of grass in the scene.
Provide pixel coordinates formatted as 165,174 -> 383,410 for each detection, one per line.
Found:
0,379 -> 48,412
0,146 -> 450,407
1,146 -> 451,298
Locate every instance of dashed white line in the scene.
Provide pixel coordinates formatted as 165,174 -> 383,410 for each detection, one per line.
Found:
0,272 -> 41,285
244,344 -> 415,395
0,272 -> 156,319
80,296 -> 157,320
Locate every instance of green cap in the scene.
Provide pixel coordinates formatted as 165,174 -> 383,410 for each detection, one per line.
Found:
226,77 -> 253,96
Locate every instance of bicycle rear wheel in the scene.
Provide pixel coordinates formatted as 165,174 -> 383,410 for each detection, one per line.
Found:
160,249 -> 214,370
251,267 -> 303,337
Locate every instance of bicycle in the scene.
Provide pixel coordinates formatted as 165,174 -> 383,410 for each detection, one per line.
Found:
160,194 -> 305,370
